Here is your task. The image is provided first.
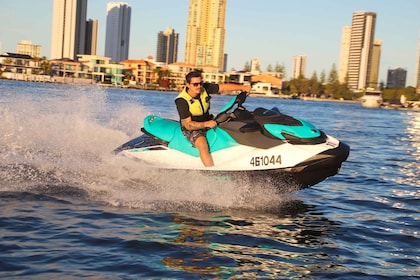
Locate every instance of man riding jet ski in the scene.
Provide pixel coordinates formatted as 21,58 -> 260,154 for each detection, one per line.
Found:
174,71 -> 250,167
113,90 -> 350,189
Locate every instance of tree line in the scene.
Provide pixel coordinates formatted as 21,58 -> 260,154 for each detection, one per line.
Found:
240,61 -> 419,101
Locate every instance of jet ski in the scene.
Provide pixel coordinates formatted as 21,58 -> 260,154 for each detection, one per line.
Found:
113,92 -> 350,189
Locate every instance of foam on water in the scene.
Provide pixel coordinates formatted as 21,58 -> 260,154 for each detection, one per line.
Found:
1,81 -> 419,279
0,83 -> 293,211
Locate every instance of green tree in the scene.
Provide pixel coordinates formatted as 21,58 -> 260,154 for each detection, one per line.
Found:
382,87 -> 419,101
289,75 -> 309,95
308,71 -> 322,97
403,86 -> 419,100
243,61 -> 251,72
40,57 -> 51,75
325,64 -> 340,98
319,70 -> 326,85
275,62 -> 286,78
2,58 -> 13,72
382,88 -> 400,100
154,68 -> 171,88
122,69 -> 132,85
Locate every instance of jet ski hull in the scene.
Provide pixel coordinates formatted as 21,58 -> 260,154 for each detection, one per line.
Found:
114,133 -> 349,189
204,142 -> 349,189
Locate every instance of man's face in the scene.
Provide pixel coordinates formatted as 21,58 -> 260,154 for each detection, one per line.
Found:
187,77 -> 203,97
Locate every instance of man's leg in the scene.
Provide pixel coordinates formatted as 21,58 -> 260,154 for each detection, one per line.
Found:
194,136 -> 214,167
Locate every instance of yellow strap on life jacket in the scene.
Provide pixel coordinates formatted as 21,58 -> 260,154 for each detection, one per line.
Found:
176,87 -> 210,116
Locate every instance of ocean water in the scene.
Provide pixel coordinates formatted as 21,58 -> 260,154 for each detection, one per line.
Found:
0,79 -> 418,279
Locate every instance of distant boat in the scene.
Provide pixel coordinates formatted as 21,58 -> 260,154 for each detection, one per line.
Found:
360,88 -> 383,108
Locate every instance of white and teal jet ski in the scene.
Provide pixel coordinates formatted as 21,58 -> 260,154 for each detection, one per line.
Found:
113,92 -> 350,189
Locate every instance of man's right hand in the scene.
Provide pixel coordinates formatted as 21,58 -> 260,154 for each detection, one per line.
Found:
205,120 -> 217,128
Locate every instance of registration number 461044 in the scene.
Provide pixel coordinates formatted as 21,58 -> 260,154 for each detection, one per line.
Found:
250,155 -> 282,166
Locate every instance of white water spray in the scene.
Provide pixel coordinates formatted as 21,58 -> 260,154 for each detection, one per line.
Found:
0,82 -> 292,211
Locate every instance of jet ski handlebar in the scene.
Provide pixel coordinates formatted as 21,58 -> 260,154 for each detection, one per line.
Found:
214,91 -> 248,124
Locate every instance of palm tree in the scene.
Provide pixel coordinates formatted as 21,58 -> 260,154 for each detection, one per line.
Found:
123,70 -> 132,85
153,67 -> 162,85
154,67 -> 172,88
39,56 -> 51,75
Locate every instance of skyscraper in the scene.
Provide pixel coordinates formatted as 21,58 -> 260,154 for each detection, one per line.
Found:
342,11 -> 378,91
338,26 -> 351,84
386,67 -> 407,88
184,0 -> 227,71
51,0 -> 87,60
251,58 -> 260,74
85,19 -> 98,55
416,35 -> 420,93
156,28 -> 179,64
368,39 -> 382,88
104,2 -> 131,63
292,55 -> 306,79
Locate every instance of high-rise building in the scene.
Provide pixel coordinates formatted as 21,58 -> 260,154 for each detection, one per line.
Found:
184,0 -> 227,71
368,39 -> 382,88
416,35 -> 420,93
251,58 -> 260,74
292,55 -> 306,79
342,11 -> 378,91
85,19 -> 98,55
338,26 -> 351,84
104,2 -> 131,63
17,40 -> 41,58
156,28 -> 179,64
51,0 -> 87,60
387,68 -> 407,88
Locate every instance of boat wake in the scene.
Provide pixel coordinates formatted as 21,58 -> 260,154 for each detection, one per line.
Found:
0,84 -> 301,212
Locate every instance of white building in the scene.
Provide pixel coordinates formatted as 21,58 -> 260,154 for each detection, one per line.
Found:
184,0 -> 227,71
17,40 -> 41,58
104,2 -> 131,63
416,35 -> 420,93
51,0 -> 87,60
292,55 -> 306,79
251,82 -> 275,95
338,26 -> 351,84
345,11 -> 378,91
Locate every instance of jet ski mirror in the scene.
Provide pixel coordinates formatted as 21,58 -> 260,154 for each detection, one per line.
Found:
235,91 -> 247,107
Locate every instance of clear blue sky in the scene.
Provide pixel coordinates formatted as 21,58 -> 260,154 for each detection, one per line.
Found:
1,0 -> 419,85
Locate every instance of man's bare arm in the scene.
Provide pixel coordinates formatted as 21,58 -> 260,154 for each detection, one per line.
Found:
181,117 -> 216,130
218,84 -> 251,93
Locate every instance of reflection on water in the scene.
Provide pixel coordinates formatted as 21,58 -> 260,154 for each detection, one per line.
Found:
160,201 -> 341,277
402,111 -> 420,187
1,80 -> 419,278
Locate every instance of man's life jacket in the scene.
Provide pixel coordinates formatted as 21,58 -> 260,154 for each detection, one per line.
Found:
176,87 -> 211,117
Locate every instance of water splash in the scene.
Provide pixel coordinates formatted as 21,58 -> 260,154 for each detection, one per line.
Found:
0,82 -> 293,211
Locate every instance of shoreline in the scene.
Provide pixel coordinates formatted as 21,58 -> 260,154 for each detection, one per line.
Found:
2,77 -> 419,110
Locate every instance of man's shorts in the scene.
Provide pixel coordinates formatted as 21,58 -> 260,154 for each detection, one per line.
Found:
181,127 -> 207,147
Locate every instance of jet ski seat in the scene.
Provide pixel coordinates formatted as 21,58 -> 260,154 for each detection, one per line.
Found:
231,107 -> 261,133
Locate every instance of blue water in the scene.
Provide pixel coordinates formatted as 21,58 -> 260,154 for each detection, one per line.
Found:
0,80 -> 418,279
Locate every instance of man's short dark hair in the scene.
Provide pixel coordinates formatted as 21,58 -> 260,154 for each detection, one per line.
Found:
186,71 -> 202,83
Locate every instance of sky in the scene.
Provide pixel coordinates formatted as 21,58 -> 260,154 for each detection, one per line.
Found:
0,0 -> 419,86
